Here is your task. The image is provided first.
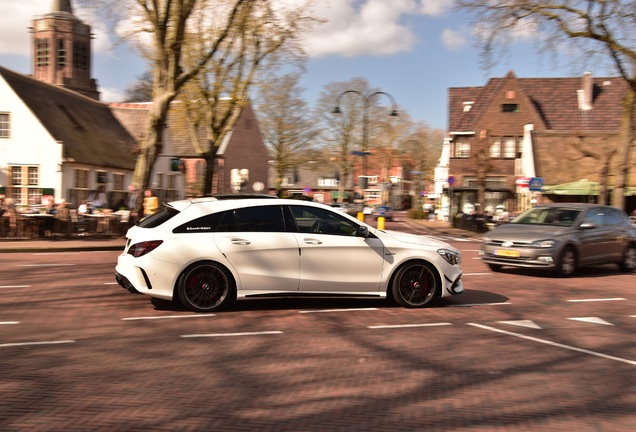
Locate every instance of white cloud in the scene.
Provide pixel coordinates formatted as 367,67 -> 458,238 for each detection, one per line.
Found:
441,28 -> 467,51
302,0 -> 419,58
420,0 -> 455,17
100,86 -> 126,103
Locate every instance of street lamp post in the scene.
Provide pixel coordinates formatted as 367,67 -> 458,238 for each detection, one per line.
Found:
332,90 -> 398,178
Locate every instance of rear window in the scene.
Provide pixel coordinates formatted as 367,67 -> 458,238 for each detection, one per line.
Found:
173,210 -> 236,233
137,206 -> 179,228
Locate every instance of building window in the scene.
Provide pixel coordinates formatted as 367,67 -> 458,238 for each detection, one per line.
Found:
11,166 -> 22,185
453,138 -> 470,158
73,168 -> 90,205
28,167 -> 39,185
57,38 -> 66,69
318,178 -> 338,187
73,41 -> 88,70
489,140 -> 501,158
502,104 -> 519,113
0,113 -> 9,138
502,137 -> 517,158
36,39 -> 49,67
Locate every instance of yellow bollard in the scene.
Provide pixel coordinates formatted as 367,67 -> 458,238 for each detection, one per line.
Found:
357,211 -> 364,222
377,216 -> 385,230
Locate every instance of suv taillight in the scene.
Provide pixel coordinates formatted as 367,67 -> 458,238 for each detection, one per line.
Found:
128,240 -> 163,258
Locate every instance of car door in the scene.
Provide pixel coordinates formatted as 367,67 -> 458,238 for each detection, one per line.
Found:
212,205 -> 300,292
289,204 -> 385,293
604,208 -> 631,260
577,207 -> 614,264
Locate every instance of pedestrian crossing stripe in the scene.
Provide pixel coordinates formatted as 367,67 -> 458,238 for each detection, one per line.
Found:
568,317 -> 614,326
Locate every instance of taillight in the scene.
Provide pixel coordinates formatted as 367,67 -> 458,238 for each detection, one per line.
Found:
128,240 -> 164,258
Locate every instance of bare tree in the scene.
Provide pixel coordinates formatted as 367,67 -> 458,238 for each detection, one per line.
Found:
124,71 -> 153,102
176,1 -> 315,196
256,72 -> 317,197
456,0 -> 636,209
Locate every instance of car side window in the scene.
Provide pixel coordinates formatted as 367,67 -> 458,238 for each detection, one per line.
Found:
605,208 -> 625,226
290,205 -> 358,236
173,210 -> 236,233
236,205 -> 286,232
582,209 -> 604,227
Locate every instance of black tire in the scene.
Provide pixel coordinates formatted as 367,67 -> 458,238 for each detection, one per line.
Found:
487,263 -> 503,272
177,262 -> 235,312
391,261 -> 439,308
556,246 -> 577,277
619,244 -> 636,272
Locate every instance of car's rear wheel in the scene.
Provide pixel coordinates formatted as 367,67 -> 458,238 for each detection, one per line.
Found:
177,262 -> 235,312
556,246 -> 577,277
619,244 -> 636,272
391,261 -> 439,308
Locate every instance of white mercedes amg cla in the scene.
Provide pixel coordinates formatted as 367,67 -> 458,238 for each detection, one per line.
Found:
115,196 -> 464,312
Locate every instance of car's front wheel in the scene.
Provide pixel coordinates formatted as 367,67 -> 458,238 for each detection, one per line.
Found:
177,262 -> 235,312
619,244 -> 636,272
556,246 -> 577,277
391,261 -> 439,308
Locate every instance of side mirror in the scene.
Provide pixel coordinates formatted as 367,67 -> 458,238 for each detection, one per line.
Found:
579,222 -> 596,230
357,225 -> 369,238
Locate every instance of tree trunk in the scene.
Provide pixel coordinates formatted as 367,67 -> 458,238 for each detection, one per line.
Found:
613,89 -> 636,209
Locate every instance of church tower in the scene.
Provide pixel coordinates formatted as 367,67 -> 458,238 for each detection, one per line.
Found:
31,0 -> 100,100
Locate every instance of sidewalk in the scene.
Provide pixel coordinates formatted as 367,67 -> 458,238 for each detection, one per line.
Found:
0,236 -> 126,253
0,219 -> 480,253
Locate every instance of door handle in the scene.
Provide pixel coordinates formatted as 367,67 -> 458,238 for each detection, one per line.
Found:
303,238 -> 323,245
231,238 -> 251,245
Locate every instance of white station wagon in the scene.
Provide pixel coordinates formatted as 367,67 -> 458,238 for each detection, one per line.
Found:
115,196 -> 464,312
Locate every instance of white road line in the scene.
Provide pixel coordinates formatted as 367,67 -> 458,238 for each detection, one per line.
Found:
568,298 -> 626,302
16,264 -> 77,267
499,320 -> 542,329
468,323 -> 636,366
368,323 -> 452,329
122,314 -> 215,320
568,317 -> 614,326
0,322 -> 19,325
450,302 -> 511,307
181,331 -> 283,338
0,340 -> 75,348
103,282 -> 118,285
0,285 -> 30,289
299,308 -> 379,314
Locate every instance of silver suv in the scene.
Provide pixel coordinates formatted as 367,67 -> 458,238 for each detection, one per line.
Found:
480,203 -> 636,276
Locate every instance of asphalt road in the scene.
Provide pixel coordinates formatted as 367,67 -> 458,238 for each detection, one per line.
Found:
0,221 -> 634,431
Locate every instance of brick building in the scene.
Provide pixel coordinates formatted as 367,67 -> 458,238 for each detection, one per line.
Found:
446,70 -> 636,216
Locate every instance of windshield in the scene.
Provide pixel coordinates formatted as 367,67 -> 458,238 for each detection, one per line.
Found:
511,207 -> 582,227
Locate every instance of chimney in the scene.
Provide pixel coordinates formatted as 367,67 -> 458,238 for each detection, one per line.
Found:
578,72 -> 593,110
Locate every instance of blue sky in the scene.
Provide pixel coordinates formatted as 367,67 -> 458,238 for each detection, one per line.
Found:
0,0 -> 613,130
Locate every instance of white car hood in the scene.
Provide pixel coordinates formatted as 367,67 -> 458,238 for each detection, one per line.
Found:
381,230 -> 452,249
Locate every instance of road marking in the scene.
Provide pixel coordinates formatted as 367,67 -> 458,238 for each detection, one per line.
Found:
0,340 -> 75,348
181,331 -> 283,338
450,302 -> 511,307
499,320 -> 542,329
368,323 -> 452,329
0,321 -> 19,325
0,285 -> 30,289
122,314 -> 216,320
568,317 -> 614,326
16,264 -> 77,267
462,272 -> 492,276
299,308 -> 379,314
568,298 -> 626,302
103,282 -> 118,285
468,323 -> 636,366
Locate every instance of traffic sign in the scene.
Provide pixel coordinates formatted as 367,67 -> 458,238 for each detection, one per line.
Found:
529,177 -> 544,192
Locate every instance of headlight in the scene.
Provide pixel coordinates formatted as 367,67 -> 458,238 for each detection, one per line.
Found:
531,239 -> 555,248
482,236 -> 492,244
438,248 -> 460,265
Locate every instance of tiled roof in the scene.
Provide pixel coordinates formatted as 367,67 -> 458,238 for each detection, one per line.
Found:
449,73 -> 629,132
1,66 -> 136,170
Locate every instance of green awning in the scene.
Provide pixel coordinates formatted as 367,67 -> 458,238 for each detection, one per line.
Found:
542,179 -> 600,195
41,188 -> 55,195
332,191 -> 350,199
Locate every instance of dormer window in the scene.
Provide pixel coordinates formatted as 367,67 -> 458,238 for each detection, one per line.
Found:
463,102 -> 474,112
501,104 -> 519,113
